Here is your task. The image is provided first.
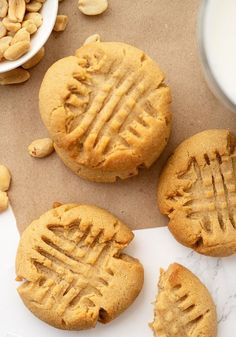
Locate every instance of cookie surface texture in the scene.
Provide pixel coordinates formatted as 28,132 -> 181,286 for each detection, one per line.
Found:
158,129 -> 236,256
151,263 -> 217,337
39,42 -> 171,182
16,204 -> 144,330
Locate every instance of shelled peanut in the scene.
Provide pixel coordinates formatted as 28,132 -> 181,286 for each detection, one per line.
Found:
0,0 -> 46,62
83,33 -> 101,45
53,14 -> 68,32
78,0 -> 108,16
0,67 -> 30,84
54,0 -> 68,33
28,138 -> 54,158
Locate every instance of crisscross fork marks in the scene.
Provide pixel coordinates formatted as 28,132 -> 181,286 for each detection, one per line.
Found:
27,224 -> 118,316
119,83 -> 167,133
65,59 -> 118,134
62,56 -> 164,158
216,152 -> 236,229
94,81 -> 166,156
94,80 -> 156,155
115,87 -> 164,151
32,259 -> 103,315
181,153 -> 236,233
205,154 -> 225,231
172,285 -> 205,331
156,285 -> 204,336
185,157 -> 213,233
82,70 -> 143,153
64,60 -> 126,142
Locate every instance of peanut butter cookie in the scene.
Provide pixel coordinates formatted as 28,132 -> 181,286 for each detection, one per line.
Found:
39,42 -> 171,182
158,129 -> 236,256
16,204 -> 144,330
151,263 -> 217,337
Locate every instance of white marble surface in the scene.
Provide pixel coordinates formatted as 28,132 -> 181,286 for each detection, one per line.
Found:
0,207 -> 236,337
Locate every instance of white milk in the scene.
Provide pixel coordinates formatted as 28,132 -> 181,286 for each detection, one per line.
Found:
201,0 -> 236,107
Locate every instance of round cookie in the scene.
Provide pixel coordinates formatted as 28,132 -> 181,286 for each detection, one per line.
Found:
16,204 -> 144,330
39,42 -> 171,182
151,263 -> 217,337
158,129 -> 236,256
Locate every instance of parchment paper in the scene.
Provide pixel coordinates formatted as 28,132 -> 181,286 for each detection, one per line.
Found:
1,0 -> 236,233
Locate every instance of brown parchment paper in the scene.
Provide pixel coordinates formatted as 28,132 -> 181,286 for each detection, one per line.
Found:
1,0 -> 236,234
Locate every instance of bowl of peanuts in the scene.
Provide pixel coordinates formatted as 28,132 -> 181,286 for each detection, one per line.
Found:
0,0 -> 58,74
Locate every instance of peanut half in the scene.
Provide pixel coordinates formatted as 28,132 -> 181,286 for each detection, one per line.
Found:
28,138 -> 54,158
78,0 -> 108,16
26,1 -> 42,13
8,0 -> 26,23
0,67 -> 30,85
0,0 -> 8,18
0,21 -> 6,38
83,33 -> 101,45
22,19 -> 37,34
0,36 -> 12,60
53,15 -> 68,32
0,165 -> 11,192
4,40 -> 30,60
24,12 -> 43,28
2,17 -> 21,32
0,191 -> 8,213
11,27 -> 30,44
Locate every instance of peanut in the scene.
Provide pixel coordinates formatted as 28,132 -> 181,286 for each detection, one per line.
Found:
84,33 -> 101,45
22,46 -> 45,69
26,1 -> 42,13
4,40 -> 30,60
0,165 -> 11,191
24,12 -> 43,28
0,67 -> 30,85
0,36 -> 13,45
0,0 -> 8,18
53,15 -> 68,32
78,0 -> 108,16
22,19 -> 37,34
11,27 -> 30,44
0,21 -> 6,38
0,36 -> 12,60
28,138 -> 54,158
8,0 -> 26,23
0,191 -> 8,213
2,17 -> 21,32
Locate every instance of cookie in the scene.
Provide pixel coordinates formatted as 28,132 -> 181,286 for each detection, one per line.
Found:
151,263 -> 217,337
39,42 -> 171,182
16,204 -> 144,330
158,129 -> 236,256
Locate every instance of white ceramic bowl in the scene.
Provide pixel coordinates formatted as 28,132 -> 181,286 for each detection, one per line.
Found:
0,0 -> 58,74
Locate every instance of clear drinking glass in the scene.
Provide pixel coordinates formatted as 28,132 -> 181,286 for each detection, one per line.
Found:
198,0 -> 236,112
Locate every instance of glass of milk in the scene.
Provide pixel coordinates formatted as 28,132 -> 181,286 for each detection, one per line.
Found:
199,0 -> 236,112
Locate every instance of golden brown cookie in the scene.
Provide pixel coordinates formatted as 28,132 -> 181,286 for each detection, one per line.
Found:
16,204 -> 144,330
151,263 -> 217,337
39,42 -> 171,182
158,129 -> 236,257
